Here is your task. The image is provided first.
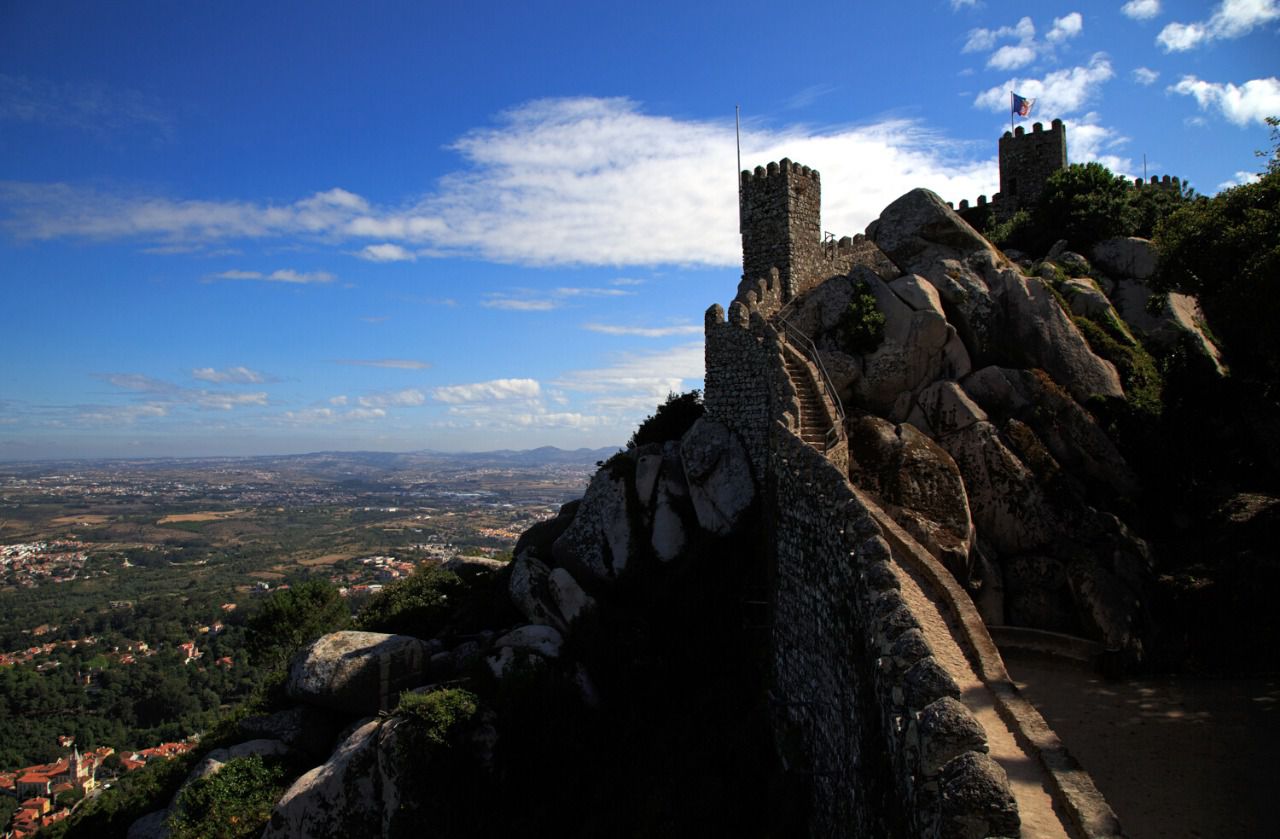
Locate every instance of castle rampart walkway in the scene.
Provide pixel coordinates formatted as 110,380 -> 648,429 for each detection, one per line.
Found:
854,487 -> 1125,839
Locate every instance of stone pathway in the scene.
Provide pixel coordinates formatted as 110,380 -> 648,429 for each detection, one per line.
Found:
892,551 -> 1073,839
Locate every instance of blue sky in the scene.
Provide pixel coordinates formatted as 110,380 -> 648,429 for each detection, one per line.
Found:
1,0 -> 1276,459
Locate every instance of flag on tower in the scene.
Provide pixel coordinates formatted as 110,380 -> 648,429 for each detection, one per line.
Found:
1012,92 -> 1035,118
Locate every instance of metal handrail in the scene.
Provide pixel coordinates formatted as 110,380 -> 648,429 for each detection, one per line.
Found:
774,312 -> 847,451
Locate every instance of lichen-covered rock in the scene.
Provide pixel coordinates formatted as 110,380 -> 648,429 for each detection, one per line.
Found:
869,188 -> 1123,403
1004,554 -> 1077,632
1109,277 -> 1225,374
508,552 -> 567,632
940,420 -> 1060,556
493,624 -> 564,659
287,631 -> 431,716
552,468 -> 634,584
263,720 -> 383,839
1091,236 -> 1157,281
848,416 -> 975,577
548,567 -> 595,627
512,499 -> 579,561
908,381 -> 988,438
938,752 -> 1020,839
1068,560 -> 1143,655
962,366 -> 1137,497
680,417 -> 755,535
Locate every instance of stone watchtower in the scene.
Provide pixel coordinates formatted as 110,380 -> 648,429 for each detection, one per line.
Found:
997,118 -> 1067,216
739,159 -> 822,300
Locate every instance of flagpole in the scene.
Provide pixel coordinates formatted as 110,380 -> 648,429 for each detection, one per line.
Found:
1010,91 -> 1014,133
736,104 -> 743,233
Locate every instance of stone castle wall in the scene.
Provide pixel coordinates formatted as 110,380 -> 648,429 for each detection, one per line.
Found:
704,301 -> 1013,837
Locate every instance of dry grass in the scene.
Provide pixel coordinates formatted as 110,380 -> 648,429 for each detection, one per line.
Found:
156,510 -> 245,524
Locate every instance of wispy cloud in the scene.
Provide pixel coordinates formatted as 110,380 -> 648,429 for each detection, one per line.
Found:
95,371 -> 269,412
480,284 -> 634,311
333,358 -> 430,370
1169,75 -> 1280,126
785,84 -> 839,110
0,74 -> 172,139
974,53 -> 1114,116
1157,0 -> 1279,51
0,98 -> 1002,267
481,295 -> 559,311
1218,170 -> 1262,190
1132,67 -> 1160,86
1121,0 -> 1161,21
358,388 -> 427,408
583,323 -> 702,338
553,342 -> 705,413
354,243 -> 416,262
432,379 -> 541,404
206,268 -> 336,284
192,366 -> 268,384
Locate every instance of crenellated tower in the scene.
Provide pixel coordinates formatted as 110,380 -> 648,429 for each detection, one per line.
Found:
997,119 -> 1068,216
739,159 -> 823,300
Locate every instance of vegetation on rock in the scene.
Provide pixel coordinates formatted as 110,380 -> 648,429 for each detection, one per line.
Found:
837,282 -> 886,355
628,389 -> 704,449
167,755 -> 287,839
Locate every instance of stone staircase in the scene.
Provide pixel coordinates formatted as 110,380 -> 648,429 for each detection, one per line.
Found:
782,349 -> 834,451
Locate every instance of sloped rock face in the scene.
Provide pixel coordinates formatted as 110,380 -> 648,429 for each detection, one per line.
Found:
287,631 -> 432,716
847,415 -> 975,578
263,719 -> 384,839
869,188 -> 1123,403
681,417 -> 756,535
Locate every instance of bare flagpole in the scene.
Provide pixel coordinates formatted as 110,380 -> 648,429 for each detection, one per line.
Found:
736,104 -> 743,233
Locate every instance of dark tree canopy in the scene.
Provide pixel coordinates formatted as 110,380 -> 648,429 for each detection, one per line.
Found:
628,390 -> 705,449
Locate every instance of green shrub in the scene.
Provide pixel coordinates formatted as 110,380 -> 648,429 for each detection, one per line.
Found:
396,687 -> 478,747
244,579 -> 349,670
355,564 -> 463,638
837,283 -> 886,355
167,755 -> 286,839
628,390 -> 704,449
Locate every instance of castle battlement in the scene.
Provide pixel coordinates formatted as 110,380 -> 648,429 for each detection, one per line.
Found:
998,118 -> 1067,217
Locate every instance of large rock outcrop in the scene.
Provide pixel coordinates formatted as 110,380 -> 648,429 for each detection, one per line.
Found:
868,189 -> 1123,403
287,631 -> 432,716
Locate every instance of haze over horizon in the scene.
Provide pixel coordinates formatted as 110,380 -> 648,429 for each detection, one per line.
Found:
3,0 -> 1277,460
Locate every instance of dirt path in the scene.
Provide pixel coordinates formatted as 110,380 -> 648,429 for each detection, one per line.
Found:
892,555 -> 1074,839
1004,650 -> 1278,839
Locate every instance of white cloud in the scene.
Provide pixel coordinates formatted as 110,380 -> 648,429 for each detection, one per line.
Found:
963,16 -> 1035,56
432,378 -> 541,404
329,395 -> 348,406
1047,12 -> 1084,43
583,323 -> 702,338
974,53 -> 1114,116
197,392 -> 267,410
481,296 -> 559,311
0,98 -> 1007,267
1132,67 -> 1160,85
1158,0 -> 1279,51
333,358 -> 430,369
358,388 -> 427,408
282,405 -> 386,423
554,342 -> 705,413
192,365 -> 267,384
950,0 -> 979,9
988,44 -> 1038,71
1170,75 -> 1280,126
1121,0 -> 1161,21
77,403 -> 170,425
1218,170 -> 1262,190
1065,113 -> 1135,177
345,408 -> 387,420
355,243 -> 416,262
208,268 -> 335,284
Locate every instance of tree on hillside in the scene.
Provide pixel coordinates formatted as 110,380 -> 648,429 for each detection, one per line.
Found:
1154,143 -> 1280,393
244,580 -> 349,670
